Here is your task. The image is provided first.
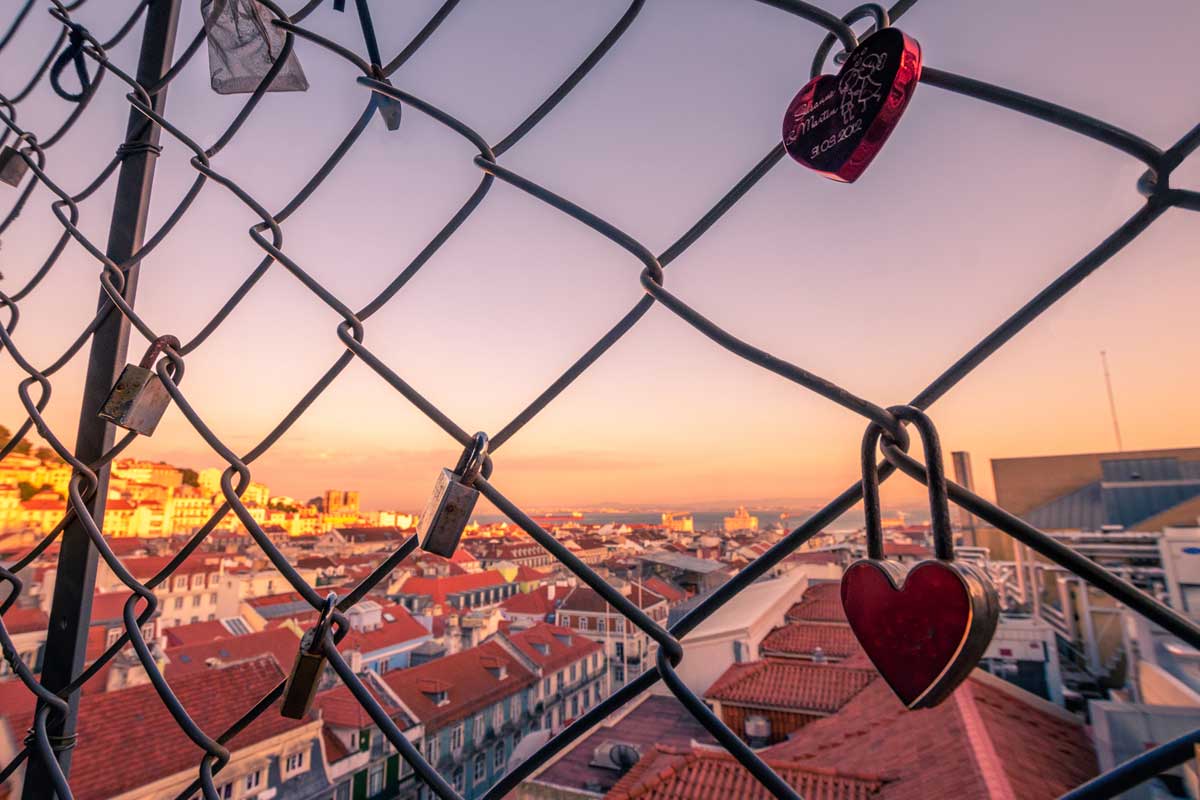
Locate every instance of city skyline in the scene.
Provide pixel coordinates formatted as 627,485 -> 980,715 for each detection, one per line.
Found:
0,0 -> 1196,510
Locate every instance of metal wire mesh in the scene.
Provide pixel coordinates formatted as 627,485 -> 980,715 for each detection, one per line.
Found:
0,1 -> 1197,798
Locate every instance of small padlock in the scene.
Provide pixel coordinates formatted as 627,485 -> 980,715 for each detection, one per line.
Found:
98,335 -> 180,436
281,594 -> 335,719
0,146 -> 29,188
417,432 -> 487,558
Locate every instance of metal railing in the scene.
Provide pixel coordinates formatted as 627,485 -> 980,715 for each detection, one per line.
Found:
0,1 -> 1196,799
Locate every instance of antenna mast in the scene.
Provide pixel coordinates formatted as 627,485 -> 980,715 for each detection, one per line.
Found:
1100,350 -> 1124,451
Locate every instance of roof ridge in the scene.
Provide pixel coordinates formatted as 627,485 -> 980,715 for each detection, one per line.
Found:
953,682 -> 1017,800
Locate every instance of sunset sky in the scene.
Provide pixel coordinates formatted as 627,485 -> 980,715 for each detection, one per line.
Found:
0,0 -> 1196,515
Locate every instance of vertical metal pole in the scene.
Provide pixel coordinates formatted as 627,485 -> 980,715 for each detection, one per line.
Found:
23,1 -> 181,795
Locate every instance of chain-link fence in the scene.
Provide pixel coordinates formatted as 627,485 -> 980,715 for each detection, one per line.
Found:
0,0 -> 1197,798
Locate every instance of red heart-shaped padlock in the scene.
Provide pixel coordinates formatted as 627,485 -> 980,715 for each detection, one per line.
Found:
782,27 -> 921,182
841,557 -> 999,709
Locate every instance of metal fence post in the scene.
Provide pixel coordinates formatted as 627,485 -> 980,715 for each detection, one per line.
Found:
21,0 -> 182,795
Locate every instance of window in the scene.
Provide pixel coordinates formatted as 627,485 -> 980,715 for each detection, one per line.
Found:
556,672 -> 563,691
173,575 -> 187,591
733,640 -> 745,664
453,769 -> 464,792
579,616 -> 590,631
284,750 -> 305,774
359,729 -> 371,752
542,677 -> 550,696
192,594 -> 202,607
369,764 -> 384,795
209,592 -> 218,604
173,597 -> 183,610
493,704 -> 502,729
192,574 -> 205,589
570,664 -> 577,682
597,618 -> 605,633
426,735 -> 439,762
215,783 -> 233,800
615,642 -> 625,660
105,628 -> 121,648
473,751 -> 486,782
209,572 -> 221,587
190,616 -> 199,624
493,743 -> 505,770
451,723 -> 463,751
334,782 -> 351,800
510,695 -> 519,720
244,770 -> 261,791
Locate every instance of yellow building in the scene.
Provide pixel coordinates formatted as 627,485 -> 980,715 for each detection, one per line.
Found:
723,506 -> 759,533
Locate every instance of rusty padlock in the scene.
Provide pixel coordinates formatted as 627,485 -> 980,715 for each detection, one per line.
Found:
97,335 -> 180,436
281,594 -> 335,719
417,432 -> 487,558
0,146 -> 29,188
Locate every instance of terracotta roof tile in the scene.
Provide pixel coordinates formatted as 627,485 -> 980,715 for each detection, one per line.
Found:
785,582 -> 845,624
315,681 -> 409,731
760,623 -> 862,660
534,694 -> 715,796
339,606 -> 429,654
500,586 -> 558,617
165,628 -> 301,678
606,745 -> 883,800
705,661 -> 874,714
381,640 -> 535,730
4,657 -> 312,799
163,619 -> 236,647
558,584 -> 666,614
397,570 -> 510,605
767,673 -> 1098,800
1,606 -> 47,635
508,622 -> 601,673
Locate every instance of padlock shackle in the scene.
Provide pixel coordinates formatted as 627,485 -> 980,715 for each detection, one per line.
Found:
453,431 -> 489,486
809,3 -> 892,79
861,405 -> 953,561
137,334 -> 181,370
308,592 -> 337,654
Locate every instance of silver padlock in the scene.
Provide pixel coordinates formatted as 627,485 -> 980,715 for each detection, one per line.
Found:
418,433 -> 487,557
0,146 -> 29,188
98,335 -> 180,436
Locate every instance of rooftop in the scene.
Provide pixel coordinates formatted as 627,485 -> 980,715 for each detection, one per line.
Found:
507,622 -> 602,673
768,670 -> 1097,800
607,745 -> 882,800
760,622 -> 862,661
3,657 -> 313,799
164,628 -> 300,678
785,582 -> 845,625
705,661 -> 875,714
530,694 -> 715,796
381,640 -> 536,730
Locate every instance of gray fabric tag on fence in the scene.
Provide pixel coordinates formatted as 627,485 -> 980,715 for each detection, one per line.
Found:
202,0 -> 308,95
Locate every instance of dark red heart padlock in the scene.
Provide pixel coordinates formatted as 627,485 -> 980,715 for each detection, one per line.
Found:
841,406 -> 998,709
782,26 -> 921,182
